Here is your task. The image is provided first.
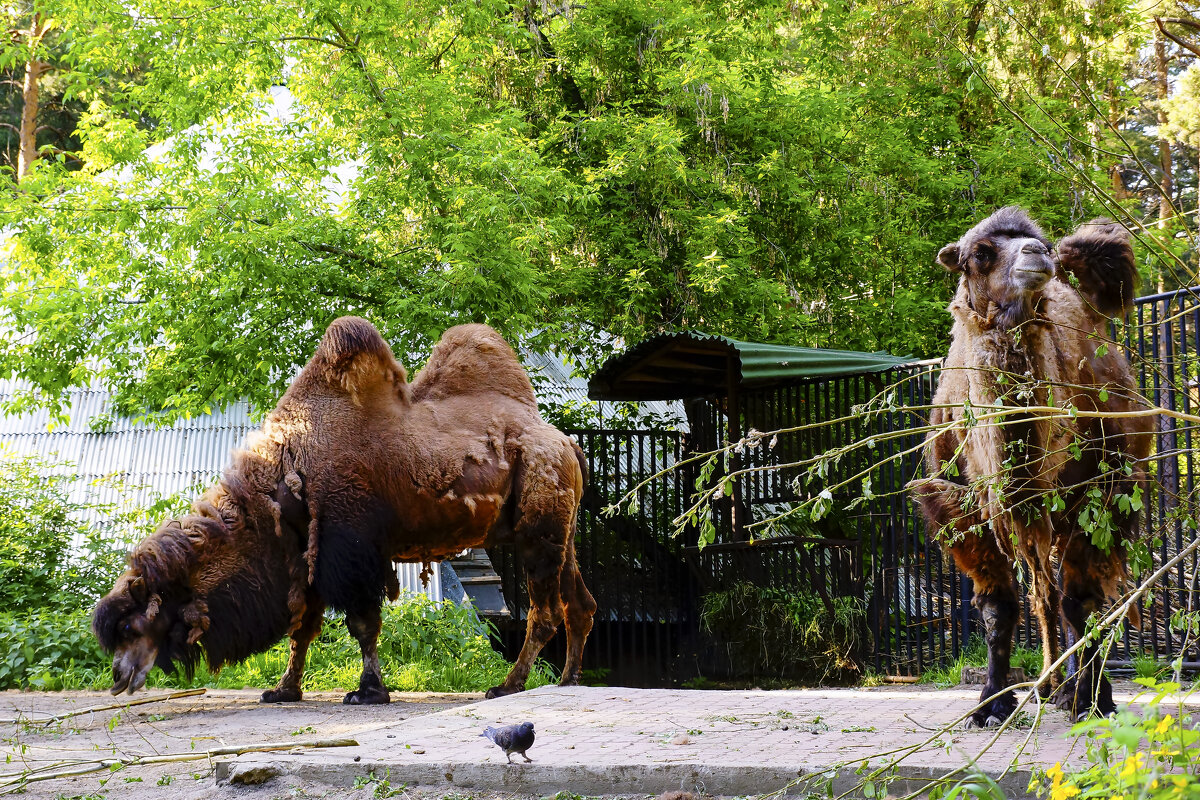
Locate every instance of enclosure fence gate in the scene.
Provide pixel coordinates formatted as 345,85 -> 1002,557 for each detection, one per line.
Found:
489,286 -> 1200,683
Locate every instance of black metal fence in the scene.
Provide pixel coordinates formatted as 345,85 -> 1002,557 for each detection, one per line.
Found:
492,285 -> 1200,683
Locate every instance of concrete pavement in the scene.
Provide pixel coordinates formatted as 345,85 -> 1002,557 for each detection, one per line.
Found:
214,684 -> 1132,797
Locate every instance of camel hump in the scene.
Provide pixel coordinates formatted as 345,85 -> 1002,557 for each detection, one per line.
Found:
412,324 -> 537,408
1056,219 -> 1139,318
305,316 -> 408,399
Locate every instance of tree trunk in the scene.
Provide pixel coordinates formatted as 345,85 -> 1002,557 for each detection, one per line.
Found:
1154,26 -> 1175,245
1153,26 -> 1180,512
1106,81 -> 1128,200
17,13 -> 48,182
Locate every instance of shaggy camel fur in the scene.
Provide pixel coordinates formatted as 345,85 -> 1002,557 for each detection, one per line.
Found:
908,207 -> 1151,726
94,317 -> 596,704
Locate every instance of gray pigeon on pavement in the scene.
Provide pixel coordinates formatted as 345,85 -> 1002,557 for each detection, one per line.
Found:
480,721 -> 535,763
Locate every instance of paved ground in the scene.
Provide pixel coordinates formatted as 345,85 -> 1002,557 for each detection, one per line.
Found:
0,682 -> 1179,799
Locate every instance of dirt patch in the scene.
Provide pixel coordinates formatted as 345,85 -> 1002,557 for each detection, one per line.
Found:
0,689 -> 477,799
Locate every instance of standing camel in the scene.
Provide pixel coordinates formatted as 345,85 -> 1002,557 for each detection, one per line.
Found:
909,207 -> 1151,725
94,318 -> 597,703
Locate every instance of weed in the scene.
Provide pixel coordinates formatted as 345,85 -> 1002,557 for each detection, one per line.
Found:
918,636 -> 1042,686
354,770 -> 405,798
156,775 -> 173,786
701,583 -> 866,682
859,670 -> 887,687
1132,651 -> 1169,680
681,676 -> 716,689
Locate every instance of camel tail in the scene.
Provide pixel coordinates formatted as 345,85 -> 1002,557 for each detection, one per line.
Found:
570,438 -> 588,494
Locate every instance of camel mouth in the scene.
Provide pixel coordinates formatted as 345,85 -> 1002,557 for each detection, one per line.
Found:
1015,265 -> 1052,276
110,644 -> 158,696
1014,265 -> 1052,288
109,670 -> 130,695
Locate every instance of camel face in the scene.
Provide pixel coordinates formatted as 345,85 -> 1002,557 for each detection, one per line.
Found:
937,206 -> 1055,322
93,577 -> 177,695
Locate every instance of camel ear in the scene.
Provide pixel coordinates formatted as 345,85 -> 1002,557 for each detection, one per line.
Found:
937,243 -> 962,272
145,593 -> 162,622
128,576 -> 147,602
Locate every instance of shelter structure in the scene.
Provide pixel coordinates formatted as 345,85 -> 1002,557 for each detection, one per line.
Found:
589,331 -> 921,541
489,330 -> 932,685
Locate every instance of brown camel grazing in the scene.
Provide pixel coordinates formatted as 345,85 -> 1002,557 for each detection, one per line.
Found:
908,207 -> 1152,725
94,317 -> 596,703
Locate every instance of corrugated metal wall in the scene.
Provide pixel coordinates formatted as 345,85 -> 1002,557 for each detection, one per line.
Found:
0,379 -> 442,601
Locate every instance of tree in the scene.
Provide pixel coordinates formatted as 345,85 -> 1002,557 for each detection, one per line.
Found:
0,0 -> 1151,422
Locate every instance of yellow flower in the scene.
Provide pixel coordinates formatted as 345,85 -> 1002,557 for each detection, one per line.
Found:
1050,783 -> 1080,800
1153,715 -> 1175,736
1119,753 -> 1147,779
1046,763 -> 1064,783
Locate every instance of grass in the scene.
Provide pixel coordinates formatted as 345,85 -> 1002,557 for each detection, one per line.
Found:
918,636 -> 1044,686
2,594 -> 556,694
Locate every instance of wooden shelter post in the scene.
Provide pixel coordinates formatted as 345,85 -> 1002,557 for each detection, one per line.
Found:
726,354 -> 748,540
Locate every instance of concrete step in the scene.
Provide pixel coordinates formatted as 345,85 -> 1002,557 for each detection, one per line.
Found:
445,548 -> 510,619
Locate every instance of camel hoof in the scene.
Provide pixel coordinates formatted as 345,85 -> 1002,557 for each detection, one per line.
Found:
965,714 -> 1004,729
261,687 -> 303,703
343,687 -> 391,705
967,690 -> 1016,728
485,685 -> 523,700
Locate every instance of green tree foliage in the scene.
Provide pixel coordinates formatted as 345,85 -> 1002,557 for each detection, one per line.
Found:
0,0 -> 1156,421
0,450 -> 130,612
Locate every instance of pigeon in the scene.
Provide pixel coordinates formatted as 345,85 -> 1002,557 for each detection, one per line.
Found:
480,721 -> 535,763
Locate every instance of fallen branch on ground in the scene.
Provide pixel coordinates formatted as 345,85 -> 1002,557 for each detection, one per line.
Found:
0,688 -> 208,725
0,737 -> 358,793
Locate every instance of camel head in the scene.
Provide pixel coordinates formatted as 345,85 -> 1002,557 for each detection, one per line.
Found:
938,206 -> 1055,327
93,518 -> 212,695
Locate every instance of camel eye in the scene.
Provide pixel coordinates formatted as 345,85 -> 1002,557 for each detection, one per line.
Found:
972,243 -> 995,270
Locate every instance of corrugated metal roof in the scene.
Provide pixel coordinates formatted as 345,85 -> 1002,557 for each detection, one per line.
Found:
524,349 -> 687,429
588,331 -> 919,401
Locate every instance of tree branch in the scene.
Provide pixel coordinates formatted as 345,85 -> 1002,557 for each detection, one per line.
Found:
1156,17 -> 1200,59
323,16 -> 388,106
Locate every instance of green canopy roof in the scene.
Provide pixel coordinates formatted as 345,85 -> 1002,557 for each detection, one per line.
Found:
588,331 -> 918,401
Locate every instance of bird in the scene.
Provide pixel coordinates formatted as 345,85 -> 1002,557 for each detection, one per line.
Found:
480,721 -> 535,764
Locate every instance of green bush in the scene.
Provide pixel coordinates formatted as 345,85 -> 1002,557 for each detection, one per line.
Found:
1031,678 -> 1200,800
152,595 -> 557,693
700,582 -> 865,683
919,635 -> 1043,686
0,609 -> 109,690
0,449 -> 137,613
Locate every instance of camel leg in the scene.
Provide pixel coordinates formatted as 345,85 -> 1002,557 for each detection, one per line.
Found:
488,441 -> 585,699
1016,516 -> 1063,698
948,534 -> 1021,727
488,566 -> 564,699
262,594 -> 325,703
558,549 -> 596,687
1054,538 -> 1118,720
912,477 -> 1021,727
343,606 -> 390,705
